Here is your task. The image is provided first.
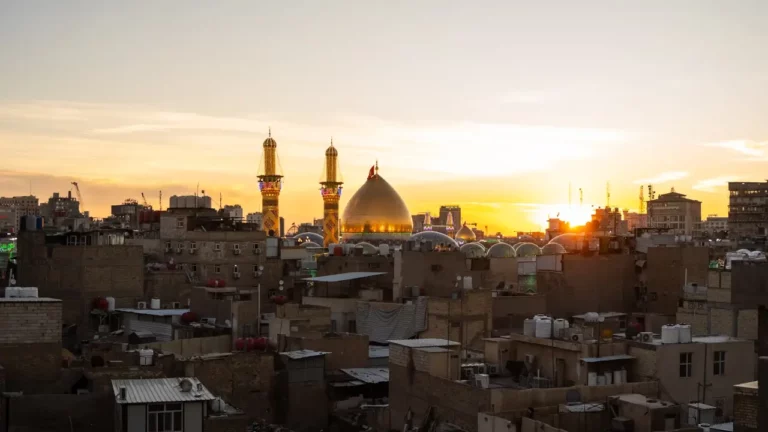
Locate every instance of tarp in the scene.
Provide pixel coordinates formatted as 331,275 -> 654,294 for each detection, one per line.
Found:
356,297 -> 428,343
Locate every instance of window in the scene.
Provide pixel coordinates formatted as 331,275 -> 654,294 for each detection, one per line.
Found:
214,264 -> 221,274
176,218 -> 184,229
147,403 -> 183,432
348,320 -> 356,333
253,265 -> 260,273
214,243 -> 222,251
233,243 -> 240,250
190,242 -> 197,250
165,241 -> 171,249
190,264 -> 197,272
713,351 -> 725,376
679,352 -> 693,378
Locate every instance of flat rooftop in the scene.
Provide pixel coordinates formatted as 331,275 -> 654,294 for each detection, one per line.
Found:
613,393 -> 676,409
637,334 -> 748,346
115,308 -> 189,317
388,338 -> 460,348
0,297 -> 61,303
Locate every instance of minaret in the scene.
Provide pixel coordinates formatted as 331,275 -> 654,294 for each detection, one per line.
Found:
257,130 -> 283,236
320,139 -> 343,247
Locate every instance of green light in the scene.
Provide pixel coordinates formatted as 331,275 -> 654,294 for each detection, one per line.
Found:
0,243 -> 15,253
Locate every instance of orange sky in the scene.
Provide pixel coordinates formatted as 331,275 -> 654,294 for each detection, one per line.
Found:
1,2 -> 766,232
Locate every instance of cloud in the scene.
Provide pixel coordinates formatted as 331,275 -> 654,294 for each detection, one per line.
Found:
692,176 -> 739,193
500,90 -> 559,105
633,171 -> 689,185
703,140 -> 767,158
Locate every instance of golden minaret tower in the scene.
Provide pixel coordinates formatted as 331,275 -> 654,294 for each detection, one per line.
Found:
257,129 -> 283,236
320,139 -> 343,247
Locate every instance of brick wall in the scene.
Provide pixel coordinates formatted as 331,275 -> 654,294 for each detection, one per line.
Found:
646,247 -> 709,315
7,393 -> 113,432
284,333 -> 369,370
734,388 -> 758,431
0,300 -> 62,344
179,351 -> 275,423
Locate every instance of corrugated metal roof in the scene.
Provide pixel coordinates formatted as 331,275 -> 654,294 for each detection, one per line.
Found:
0,297 -> 61,303
112,378 -> 216,404
387,338 -> 460,348
280,349 -> 328,360
341,368 -> 390,384
116,308 -> 189,317
302,272 -> 387,283
580,354 -> 635,363
368,346 -> 389,359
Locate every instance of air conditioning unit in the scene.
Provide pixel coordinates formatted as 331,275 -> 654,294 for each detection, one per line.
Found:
639,332 -> 654,343
570,333 -> 584,343
200,318 -> 217,325
525,354 -> 536,364
234,249 -> 241,255
486,364 -> 500,376
137,301 -> 147,309
461,366 -> 475,380
696,302 -> 706,310
172,302 -> 181,309
474,364 -> 487,375
233,271 -> 241,279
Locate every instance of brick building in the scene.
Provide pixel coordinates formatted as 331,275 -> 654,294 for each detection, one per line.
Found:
0,195 -> 39,233
276,350 -> 329,432
16,230 -> 143,337
733,381 -> 758,432
728,181 -> 768,241
643,246 -> 710,315
0,295 -> 62,392
648,189 -> 702,237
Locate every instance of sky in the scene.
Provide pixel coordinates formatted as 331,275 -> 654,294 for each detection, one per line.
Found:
1,1 -> 767,232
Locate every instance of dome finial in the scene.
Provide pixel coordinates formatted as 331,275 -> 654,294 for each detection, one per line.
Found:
375,159 -> 379,175
330,137 -> 333,147
268,127 -> 271,138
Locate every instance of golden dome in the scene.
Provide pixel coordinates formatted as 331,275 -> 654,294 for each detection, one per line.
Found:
325,142 -> 338,157
455,224 -> 476,243
263,136 -> 277,149
341,173 -> 412,241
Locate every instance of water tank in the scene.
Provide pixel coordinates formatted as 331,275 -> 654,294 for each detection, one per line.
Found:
583,312 -> 600,323
4,287 -> 19,298
106,297 -> 116,312
201,196 -> 212,208
26,216 -> 37,231
613,370 -> 623,384
463,276 -> 473,290
553,319 -> 569,338
533,314 -> 550,321
150,298 -> 161,310
604,372 -> 613,385
535,318 -> 552,338
588,372 -> 597,386
621,369 -> 627,383
678,324 -> 692,343
379,244 -> 390,256
211,397 -> 225,413
333,246 -> 343,256
596,375 -> 606,385
661,324 -> 680,344
139,349 -> 154,366
523,319 -> 536,337
170,196 -> 179,208
186,196 -> 198,208
19,287 -> 38,298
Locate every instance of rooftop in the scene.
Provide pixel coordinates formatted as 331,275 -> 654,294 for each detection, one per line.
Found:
388,338 -> 460,348
280,349 -> 328,360
636,334 -> 747,346
112,378 -> 216,404
301,271 -> 388,283
734,381 -> 758,396
0,297 -> 61,303
612,393 -> 676,410
573,312 -> 626,320
368,346 -> 390,359
115,308 -> 189,317
341,368 -> 389,384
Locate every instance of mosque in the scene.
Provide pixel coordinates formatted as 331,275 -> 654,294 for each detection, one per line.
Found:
258,132 -> 488,246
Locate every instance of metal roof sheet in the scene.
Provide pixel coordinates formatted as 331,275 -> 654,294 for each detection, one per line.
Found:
341,368 -> 390,384
112,378 -> 216,404
301,272 -> 387,283
280,349 -> 328,360
580,354 -> 635,363
0,297 -> 61,303
116,308 -> 189,317
387,338 -> 460,348
368,346 -> 390,359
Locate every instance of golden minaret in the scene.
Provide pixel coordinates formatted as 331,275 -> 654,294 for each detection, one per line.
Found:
257,129 -> 283,236
320,139 -> 343,247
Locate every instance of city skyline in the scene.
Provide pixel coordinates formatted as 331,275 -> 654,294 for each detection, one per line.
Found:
2,1 -> 768,232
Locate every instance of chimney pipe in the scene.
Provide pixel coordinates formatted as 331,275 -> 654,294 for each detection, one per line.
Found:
119,387 -> 127,400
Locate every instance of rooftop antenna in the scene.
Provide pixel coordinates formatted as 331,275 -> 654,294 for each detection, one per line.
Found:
159,190 -> 163,211
639,186 -> 645,214
219,192 -> 223,210
606,182 -> 611,208
579,188 -> 583,207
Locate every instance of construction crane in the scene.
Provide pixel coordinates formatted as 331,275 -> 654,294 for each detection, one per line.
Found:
140,192 -> 149,207
639,186 -> 645,214
70,182 -> 84,209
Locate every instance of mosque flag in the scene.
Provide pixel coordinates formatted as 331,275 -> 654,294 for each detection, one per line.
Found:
367,165 -> 375,179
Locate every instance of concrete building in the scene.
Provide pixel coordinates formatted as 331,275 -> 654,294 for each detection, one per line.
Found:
40,191 -> 80,220
110,199 -> 151,229
190,285 -> 261,342
16,230 -> 144,337
0,294 -> 62,392
112,377 -> 217,432
246,212 -> 263,229
703,215 -> 729,236
0,207 -> 17,234
623,210 -> 648,233
728,181 -> 768,241
116,307 -> 189,342
0,195 -> 39,232
222,204 -> 243,220
629,334 -> 755,420
648,189 -> 702,237
283,332 -> 369,371
642,246 -> 710,315
420,291 -> 493,351
269,303 -> 332,346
